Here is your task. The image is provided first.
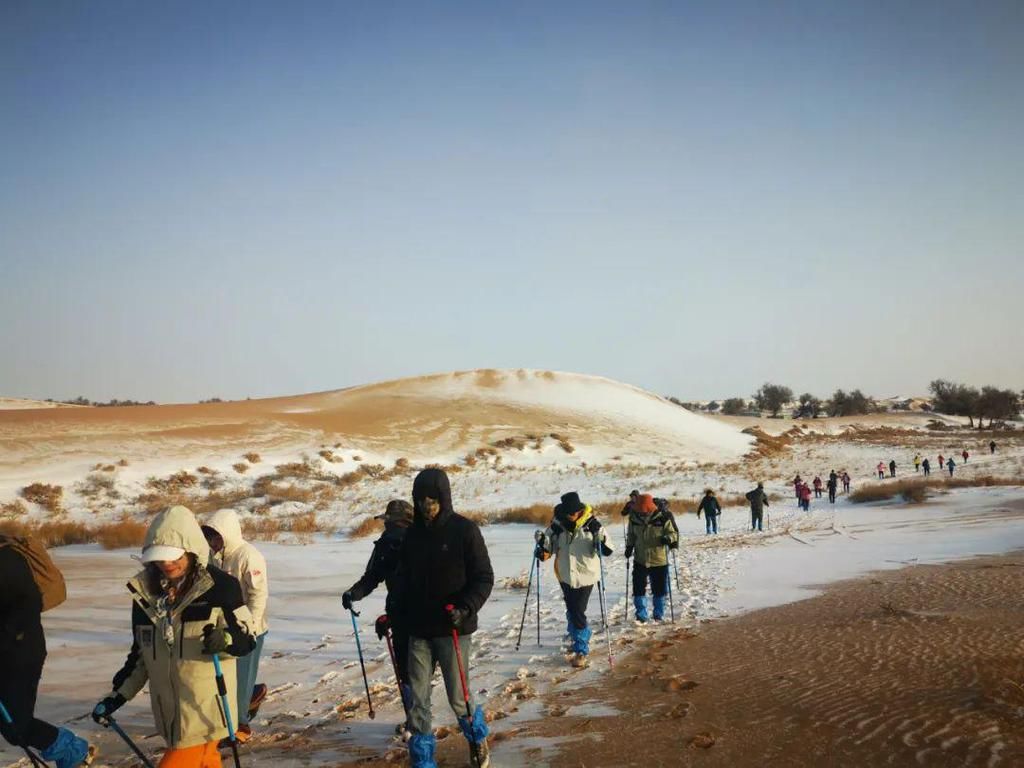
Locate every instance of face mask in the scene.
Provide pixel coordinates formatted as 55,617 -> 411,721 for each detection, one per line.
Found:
417,497 -> 441,521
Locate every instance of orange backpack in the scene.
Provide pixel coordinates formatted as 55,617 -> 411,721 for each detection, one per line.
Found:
0,534 -> 67,611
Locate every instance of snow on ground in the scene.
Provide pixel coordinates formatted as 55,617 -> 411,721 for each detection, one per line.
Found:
5,486 -> 1024,768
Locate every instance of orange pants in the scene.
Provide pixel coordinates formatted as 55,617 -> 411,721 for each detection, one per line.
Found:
158,742 -> 222,768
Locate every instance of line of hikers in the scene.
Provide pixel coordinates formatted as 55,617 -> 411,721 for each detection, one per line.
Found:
2,473 -> 784,768
883,447 -> 978,480
791,471 -> 849,511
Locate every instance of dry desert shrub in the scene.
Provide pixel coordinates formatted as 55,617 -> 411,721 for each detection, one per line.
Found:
493,436 -> 528,451
350,516 -> 384,538
20,483 -> 63,513
464,455 -> 478,467
558,439 -> 575,454
242,516 -> 282,540
318,449 -> 340,463
850,475 -> 1022,504
352,455 -> 363,462
243,452 -> 261,464
95,518 -> 148,549
76,473 -> 120,501
146,471 -> 198,493
196,466 -> 217,475
490,504 -> 555,526
251,477 -> 316,505
1,499 -> 28,517
394,457 -> 410,470
233,463 -> 249,474
273,459 -> 321,479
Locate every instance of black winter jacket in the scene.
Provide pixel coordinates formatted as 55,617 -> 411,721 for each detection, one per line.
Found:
746,488 -> 770,513
396,469 -> 494,638
349,524 -> 408,624
697,496 -> 721,517
0,547 -> 45,662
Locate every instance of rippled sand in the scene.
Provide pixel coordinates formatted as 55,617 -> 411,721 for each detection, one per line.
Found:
525,552 -> 1024,767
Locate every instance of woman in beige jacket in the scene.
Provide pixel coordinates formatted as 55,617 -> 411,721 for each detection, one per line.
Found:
93,506 -> 256,768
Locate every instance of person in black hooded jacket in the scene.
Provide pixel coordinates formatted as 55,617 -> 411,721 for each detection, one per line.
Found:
0,543 -> 91,768
395,468 -> 494,768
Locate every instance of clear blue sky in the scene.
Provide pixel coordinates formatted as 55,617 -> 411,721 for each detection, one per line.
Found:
2,1 -> 1021,403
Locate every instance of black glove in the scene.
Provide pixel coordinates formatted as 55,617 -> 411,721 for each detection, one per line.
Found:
533,544 -> 545,560
445,605 -> 469,630
342,591 -> 354,610
375,614 -> 390,640
660,535 -> 672,545
600,542 -> 613,557
669,541 -> 679,551
624,545 -> 634,559
92,693 -> 126,724
201,623 -> 231,655
583,517 -> 601,534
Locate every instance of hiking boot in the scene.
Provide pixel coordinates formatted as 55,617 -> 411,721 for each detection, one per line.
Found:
570,652 -> 589,668
218,724 -> 251,749
41,728 -> 92,768
465,738 -> 490,768
247,683 -> 267,720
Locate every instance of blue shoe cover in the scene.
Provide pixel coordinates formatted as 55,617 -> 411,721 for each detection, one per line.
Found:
457,705 -> 489,744
41,728 -> 89,768
408,733 -> 437,767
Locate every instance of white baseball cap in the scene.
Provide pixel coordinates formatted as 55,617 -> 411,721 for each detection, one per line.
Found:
140,545 -> 186,563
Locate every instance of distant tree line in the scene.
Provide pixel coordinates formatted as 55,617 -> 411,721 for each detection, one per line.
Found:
667,379 -> 1023,427
47,396 -> 157,407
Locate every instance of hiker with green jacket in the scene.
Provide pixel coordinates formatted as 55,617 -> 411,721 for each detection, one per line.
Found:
625,494 -> 678,622
1,538 -> 92,768
696,490 -> 721,535
93,506 -> 256,768
746,483 -> 769,532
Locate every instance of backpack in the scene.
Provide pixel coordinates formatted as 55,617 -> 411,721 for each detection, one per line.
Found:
0,535 -> 67,611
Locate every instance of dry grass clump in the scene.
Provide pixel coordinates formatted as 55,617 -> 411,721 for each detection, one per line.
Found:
146,471 -> 198,493
0,519 -> 91,547
116,458 -> 130,467
251,477 -> 316,505
243,452 -> 261,464
395,457 -> 410,470
318,449 -> 340,463
1,499 -> 28,517
95,518 -> 148,549
357,463 -> 388,479
494,436 -> 528,451
76,473 -> 120,501
490,504 -> 554,526
196,466 -> 217,475
850,475 -> 1022,504
557,439 -> 575,454
233,463 -> 249,474
273,459 -> 321,479
352,455 -> 363,462
90,463 -> 117,473
464,455 -> 478,467
241,511 -> 326,541
20,483 -> 64,513
350,516 -> 384,539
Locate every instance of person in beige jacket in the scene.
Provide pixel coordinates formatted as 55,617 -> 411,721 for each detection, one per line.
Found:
92,506 -> 255,768
201,509 -> 269,741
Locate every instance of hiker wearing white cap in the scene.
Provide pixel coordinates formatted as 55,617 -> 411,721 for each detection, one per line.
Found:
93,506 -> 256,768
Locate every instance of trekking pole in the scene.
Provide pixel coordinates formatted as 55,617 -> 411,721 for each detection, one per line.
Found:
624,553 -> 631,624
595,537 -> 614,669
0,699 -> 48,768
445,605 -> 482,768
212,654 -> 242,768
664,547 -> 675,623
348,608 -> 376,719
514,549 -> 536,651
92,712 -> 156,768
536,551 -> 541,647
671,547 -> 681,591
384,625 -> 412,724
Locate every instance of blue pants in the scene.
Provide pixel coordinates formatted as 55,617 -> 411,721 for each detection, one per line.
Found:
704,515 -> 718,534
236,632 -> 266,726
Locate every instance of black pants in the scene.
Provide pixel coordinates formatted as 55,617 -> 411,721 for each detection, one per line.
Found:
814,488 -> 822,497
392,627 -> 411,685
751,511 -> 764,530
559,582 -> 594,630
632,563 -> 668,598
0,648 -> 57,752
828,488 -> 836,503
